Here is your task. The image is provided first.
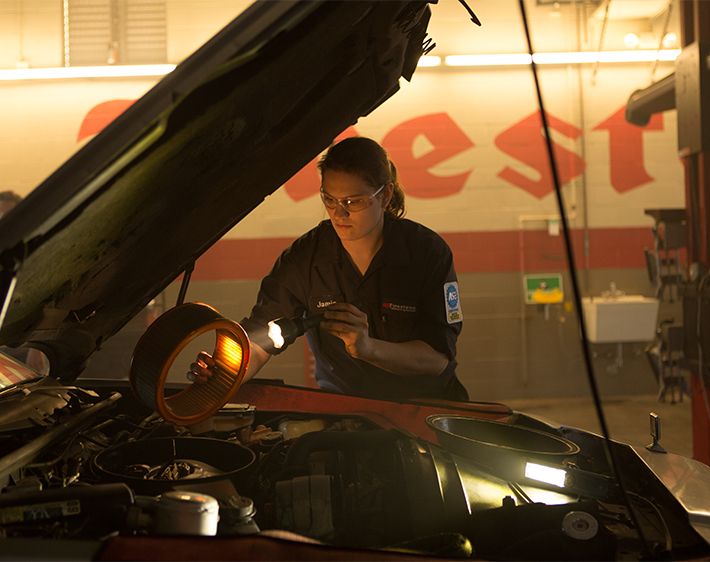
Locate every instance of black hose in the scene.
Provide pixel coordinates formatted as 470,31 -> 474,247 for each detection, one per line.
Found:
284,429 -> 400,467
0,482 -> 133,510
0,392 -> 121,482
516,1 -> 652,556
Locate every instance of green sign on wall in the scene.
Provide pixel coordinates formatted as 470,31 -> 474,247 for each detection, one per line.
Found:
523,273 -> 564,304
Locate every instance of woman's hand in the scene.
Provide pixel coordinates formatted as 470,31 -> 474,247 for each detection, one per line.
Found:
321,303 -> 373,359
187,351 -> 216,383
187,343 -> 271,383
321,303 -> 448,377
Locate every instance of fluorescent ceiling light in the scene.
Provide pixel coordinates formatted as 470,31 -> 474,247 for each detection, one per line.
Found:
446,53 -> 532,67
0,64 -> 176,81
2,49 -> 680,81
441,49 -> 679,68
525,462 -> 567,487
417,55 -> 442,67
536,49 -> 680,64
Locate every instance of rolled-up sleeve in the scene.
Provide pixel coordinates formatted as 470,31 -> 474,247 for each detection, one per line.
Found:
241,246 -> 307,354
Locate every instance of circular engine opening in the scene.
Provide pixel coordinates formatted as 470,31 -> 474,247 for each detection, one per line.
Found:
93,437 -> 255,495
426,415 -> 579,481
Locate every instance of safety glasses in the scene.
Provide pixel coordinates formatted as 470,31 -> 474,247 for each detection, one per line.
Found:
320,184 -> 385,213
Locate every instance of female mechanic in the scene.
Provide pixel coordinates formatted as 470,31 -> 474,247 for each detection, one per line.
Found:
226,137 -> 467,400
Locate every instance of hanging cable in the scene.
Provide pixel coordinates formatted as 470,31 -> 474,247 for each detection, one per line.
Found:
456,0 -> 481,26
516,0 -> 652,557
591,0 -> 611,85
651,1 -> 674,81
176,261 -> 195,306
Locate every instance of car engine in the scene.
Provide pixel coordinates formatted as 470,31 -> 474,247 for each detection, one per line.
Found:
0,374 -> 708,561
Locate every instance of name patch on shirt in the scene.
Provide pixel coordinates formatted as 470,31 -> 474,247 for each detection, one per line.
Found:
444,281 -> 463,324
311,294 -> 343,313
382,302 -> 417,313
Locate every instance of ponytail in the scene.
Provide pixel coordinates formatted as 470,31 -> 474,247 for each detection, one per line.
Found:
386,160 -> 406,218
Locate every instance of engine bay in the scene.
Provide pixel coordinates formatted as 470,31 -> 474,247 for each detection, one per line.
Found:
0,375 -> 708,561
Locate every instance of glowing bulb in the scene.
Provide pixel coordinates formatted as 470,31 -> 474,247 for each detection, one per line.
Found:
662,32 -> 678,49
624,33 -> 641,49
267,321 -> 285,349
525,462 -> 567,487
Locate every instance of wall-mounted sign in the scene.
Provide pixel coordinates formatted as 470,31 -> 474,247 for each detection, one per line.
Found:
524,273 -> 564,304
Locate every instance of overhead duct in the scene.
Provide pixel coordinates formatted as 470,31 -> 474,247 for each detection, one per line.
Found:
625,72 -> 675,126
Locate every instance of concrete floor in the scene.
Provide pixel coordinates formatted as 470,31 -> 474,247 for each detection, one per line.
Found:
504,393 -> 694,458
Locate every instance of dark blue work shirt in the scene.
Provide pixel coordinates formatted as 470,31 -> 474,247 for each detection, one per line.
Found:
242,215 -> 467,401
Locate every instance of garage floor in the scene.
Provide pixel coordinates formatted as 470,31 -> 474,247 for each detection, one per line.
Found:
504,393 -> 694,458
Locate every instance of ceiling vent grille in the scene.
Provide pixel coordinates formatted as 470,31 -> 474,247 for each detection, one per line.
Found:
67,0 -> 111,66
67,0 -> 166,66
118,0 -> 167,64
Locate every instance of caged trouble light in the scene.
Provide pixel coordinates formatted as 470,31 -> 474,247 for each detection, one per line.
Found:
525,461 -> 568,488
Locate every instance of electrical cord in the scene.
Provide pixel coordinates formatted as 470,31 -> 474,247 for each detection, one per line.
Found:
515,1 -> 652,557
650,1 -> 674,81
627,491 -> 672,554
507,481 -> 533,505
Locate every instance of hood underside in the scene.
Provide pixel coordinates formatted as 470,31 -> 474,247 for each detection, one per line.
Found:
0,0 -> 432,380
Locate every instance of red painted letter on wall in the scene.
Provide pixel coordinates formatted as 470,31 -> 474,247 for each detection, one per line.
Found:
382,113 -> 474,198
495,111 -> 586,199
593,107 -> 664,193
282,127 -> 358,201
77,100 -> 135,142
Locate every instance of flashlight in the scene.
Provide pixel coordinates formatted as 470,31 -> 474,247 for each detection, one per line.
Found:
267,314 -> 323,350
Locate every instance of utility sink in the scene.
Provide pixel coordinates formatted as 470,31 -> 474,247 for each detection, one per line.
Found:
582,295 -> 659,343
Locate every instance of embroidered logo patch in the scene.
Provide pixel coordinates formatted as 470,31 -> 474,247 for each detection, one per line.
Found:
444,281 -> 463,324
382,302 -> 417,313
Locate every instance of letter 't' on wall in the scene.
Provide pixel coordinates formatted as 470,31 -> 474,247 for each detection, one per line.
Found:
593,107 -> 664,193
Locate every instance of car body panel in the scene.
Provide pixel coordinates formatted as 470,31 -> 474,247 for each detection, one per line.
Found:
634,447 -> 710,543
0,0 -> 431,383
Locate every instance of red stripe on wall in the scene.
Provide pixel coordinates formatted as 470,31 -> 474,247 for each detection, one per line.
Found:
194,238 -> 296,280
447,227 -> 655,274
192,227 -> 655,281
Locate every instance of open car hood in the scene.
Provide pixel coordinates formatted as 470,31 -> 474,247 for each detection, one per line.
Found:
0,0 -> 432,380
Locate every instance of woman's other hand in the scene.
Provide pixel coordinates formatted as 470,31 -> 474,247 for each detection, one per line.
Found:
321,303 -> 373,359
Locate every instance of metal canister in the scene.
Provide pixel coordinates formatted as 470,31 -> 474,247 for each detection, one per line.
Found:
154,491 -> 220,536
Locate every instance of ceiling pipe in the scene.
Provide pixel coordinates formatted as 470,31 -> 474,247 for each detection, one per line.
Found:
625,71 -> 676,126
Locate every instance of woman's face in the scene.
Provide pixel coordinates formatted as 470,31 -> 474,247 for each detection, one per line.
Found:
320,169 -> 389,244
